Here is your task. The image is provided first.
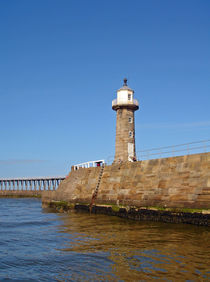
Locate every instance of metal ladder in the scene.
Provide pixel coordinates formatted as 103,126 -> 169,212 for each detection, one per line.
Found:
89,163 -> 105,213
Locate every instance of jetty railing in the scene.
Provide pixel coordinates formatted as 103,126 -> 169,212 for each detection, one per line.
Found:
73,160 -> 105,170
137,139 -> 210,160
105,139 -> 210,164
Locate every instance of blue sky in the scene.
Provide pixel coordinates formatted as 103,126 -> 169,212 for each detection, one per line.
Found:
0,0 -> 209,177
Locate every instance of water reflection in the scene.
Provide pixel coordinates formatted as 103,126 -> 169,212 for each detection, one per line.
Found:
0,199 -> 209,281
55,211 -> 210,281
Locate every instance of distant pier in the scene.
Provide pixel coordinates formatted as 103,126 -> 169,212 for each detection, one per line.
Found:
0,176 -> 65,197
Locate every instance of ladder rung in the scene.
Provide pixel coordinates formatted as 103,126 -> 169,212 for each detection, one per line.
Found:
89,165 -> 105,211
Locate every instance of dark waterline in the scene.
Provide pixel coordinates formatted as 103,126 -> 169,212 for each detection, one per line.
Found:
0,198 -> 209,281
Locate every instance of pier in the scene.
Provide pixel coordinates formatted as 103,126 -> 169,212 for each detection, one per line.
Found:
0,176 -> 65,197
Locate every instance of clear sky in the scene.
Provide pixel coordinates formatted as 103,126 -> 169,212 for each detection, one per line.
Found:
0,0 -> 209,178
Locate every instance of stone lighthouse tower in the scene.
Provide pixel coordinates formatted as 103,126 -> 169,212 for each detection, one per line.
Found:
112,79 -> 139,163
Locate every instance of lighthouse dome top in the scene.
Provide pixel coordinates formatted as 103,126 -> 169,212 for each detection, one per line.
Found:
118,78 -> 134,92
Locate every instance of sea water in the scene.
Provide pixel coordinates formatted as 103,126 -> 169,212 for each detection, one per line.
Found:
0,198 -> 209,281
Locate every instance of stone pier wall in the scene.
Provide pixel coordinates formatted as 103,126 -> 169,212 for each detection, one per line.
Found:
42,152 -> 210,209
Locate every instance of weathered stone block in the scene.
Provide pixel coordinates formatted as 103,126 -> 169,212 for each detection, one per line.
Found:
41,152 -> 210,209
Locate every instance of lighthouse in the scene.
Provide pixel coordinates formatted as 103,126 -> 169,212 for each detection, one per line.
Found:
112,79 -> 139,163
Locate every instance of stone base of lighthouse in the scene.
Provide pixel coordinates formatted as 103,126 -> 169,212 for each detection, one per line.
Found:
114,107 -> 137,163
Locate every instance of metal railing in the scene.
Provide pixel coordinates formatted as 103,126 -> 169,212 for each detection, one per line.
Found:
112,99 -> 139,107
104,140 -> 210,164
73,160 -> 105,170
137,139 -> 210,160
